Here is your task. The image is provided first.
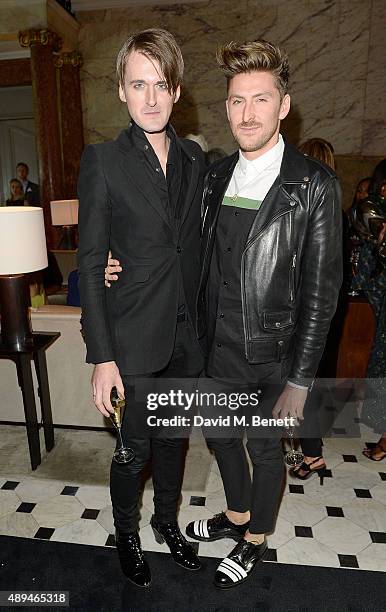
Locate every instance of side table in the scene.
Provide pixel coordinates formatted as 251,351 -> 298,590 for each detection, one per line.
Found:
0,331 -> 60,470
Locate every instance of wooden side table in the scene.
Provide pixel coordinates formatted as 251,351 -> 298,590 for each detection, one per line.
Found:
0,332 -> 60,470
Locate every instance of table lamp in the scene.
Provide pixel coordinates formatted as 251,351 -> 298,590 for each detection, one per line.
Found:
50,199 -> 79,249
0,207 -> 47,349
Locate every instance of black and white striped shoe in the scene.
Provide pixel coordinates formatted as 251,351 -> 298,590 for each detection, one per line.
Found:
185,511 -> 249,542
214,538 -> 267,589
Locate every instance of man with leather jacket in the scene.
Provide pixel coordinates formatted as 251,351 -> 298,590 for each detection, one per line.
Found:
105,38 -> 343,590
185,39 -> 343,588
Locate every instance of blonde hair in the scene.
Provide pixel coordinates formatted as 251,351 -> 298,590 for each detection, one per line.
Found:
116,28 -> 183,94
216,39 -> 289,98
299,138 -> 336,171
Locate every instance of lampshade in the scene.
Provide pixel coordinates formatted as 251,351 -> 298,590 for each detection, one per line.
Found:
0,207 -> 48,275
50,199 -> 79,226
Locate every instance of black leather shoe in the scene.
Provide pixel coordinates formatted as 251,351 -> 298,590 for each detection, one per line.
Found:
151,516 -> 201,571
186,511 -> 249,542
214,538 -> 267,589
115,530 -> 151,587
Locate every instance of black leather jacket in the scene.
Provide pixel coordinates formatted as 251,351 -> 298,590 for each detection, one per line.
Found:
197,142 -> 343,386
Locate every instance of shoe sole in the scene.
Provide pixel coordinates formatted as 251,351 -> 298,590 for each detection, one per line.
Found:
125,575 -> 151,588
173,559 -> 202,571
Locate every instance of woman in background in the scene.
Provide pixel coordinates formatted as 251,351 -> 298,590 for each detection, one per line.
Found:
291,138 -> 341,482
6,178 -> 27,206
350,160 -> 386,460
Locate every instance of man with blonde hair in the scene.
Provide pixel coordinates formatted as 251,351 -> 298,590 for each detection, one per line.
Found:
78,28 -> 205,587
185,39 -> 343,587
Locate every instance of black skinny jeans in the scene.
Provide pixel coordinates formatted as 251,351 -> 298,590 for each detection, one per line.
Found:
110,319 -> 203,533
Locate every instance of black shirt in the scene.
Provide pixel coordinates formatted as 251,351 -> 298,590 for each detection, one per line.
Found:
207,197 -> 276,383
130,121 -> 182,225
130,121 -> 186,314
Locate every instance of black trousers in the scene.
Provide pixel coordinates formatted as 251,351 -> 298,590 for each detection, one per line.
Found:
110,319 -> 203,533
203,377 -> 286,534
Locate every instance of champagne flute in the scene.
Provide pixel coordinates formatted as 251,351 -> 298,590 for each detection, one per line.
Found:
284,427 -> 304,467
110,387 -> 135,464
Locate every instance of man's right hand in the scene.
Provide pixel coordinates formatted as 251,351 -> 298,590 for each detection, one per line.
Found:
105,249 -> 122,287
91,361 -> 125,417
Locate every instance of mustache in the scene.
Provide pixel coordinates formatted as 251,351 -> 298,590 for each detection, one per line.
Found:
238,121 -> 262,129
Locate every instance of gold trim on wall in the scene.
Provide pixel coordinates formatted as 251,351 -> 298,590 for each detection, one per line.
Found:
19,29 -> 62,52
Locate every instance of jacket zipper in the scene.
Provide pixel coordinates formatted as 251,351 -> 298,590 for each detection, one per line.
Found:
241,208 -> 294,358
290,252 -> 297,302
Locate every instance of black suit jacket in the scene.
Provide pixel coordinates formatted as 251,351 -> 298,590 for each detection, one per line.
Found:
77,124 -> 205,375
24,181 -> 40,205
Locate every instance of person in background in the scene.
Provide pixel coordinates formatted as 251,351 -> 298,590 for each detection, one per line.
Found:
16,162 -> 40,205
27,252 -> 63,308
291,137 -> 341,483
298,137 -> 335,171
205,147 -> 227,166
6,178 -> 27,206
67,269 -> 81,307
350,160 -> 386,460
185,133 -> 209,153
351,176 -> 371,208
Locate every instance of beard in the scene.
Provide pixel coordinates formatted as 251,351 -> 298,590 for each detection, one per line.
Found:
232,120 -> 279,153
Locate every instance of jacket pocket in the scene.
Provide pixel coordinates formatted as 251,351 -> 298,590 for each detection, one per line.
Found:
263,311 -> 294,330
119,266 -> 150,285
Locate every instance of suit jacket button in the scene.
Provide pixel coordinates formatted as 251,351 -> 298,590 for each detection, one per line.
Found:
208,189 -> 213,195
211,172 -> 217,178
192,156 -> 196,161
177,246 -> 182,253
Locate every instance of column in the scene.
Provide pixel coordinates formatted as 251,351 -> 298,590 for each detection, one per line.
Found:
55,51 -> 84,198
19,29 -> 63,249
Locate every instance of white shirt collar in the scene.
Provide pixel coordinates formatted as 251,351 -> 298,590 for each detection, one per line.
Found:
237,133 -> 284,175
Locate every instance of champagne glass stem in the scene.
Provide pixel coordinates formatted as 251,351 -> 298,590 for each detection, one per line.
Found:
116,427 -> 124,449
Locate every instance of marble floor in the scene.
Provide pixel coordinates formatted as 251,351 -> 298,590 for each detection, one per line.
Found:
0,421 -> 386,574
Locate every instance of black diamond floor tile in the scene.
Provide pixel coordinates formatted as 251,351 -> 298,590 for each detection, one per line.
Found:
289,484 -> 304,494
82,509 -> 100,520
1,481 -> 19,490
369,531 -> 386,544
338,554 -> 359,568
34,527 -> 55,540
60,486 -> 79,496
105,534 -> 116,547
16,502 -> 36,513
189,541 -> 199,554
342,455 -> 358,463
264,548 -> 277,562
379,473 -> 386,481
326,506 -> 344,517
294,526 -> 313,538
189,496 -> 206,506
354,489 -> 372,499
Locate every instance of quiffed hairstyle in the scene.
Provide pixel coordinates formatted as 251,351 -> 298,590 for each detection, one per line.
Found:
216,39 -> 289,98
116,28 -> 184,94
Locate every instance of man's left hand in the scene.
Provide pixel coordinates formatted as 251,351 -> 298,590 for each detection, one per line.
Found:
272,383 -> 308,423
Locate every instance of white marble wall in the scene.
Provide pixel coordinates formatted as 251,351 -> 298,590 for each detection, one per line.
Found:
77,0 -> 385,204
